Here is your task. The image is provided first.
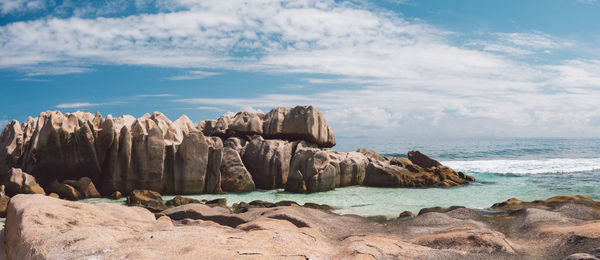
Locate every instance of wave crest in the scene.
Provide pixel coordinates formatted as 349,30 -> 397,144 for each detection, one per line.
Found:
443,158 -> 600,175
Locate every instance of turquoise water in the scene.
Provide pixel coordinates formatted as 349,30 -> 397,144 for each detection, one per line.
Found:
83,138 -> 600,216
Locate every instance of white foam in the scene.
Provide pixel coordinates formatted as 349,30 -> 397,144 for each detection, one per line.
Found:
442,158 -> 600,175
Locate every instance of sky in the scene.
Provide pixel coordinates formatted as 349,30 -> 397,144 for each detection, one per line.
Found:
1,0 -> 600,139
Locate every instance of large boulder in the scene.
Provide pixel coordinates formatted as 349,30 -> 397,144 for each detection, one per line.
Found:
21,111 -> 102,184
363,161 -> 412,187
263,106 -> 336,148
285,148 -> 337,193
47,180 -> 81,201
205,136 -> 223,194
126,116 -> 166,192
0,120 -> 24,179
63,177 -> 101,199
203,111 -> 264,138
4,168 -> 45,196
242,136 -> 294,189
220,148 -> 255,192
330,151 -> 369,187
407,150 -> 441,168
172,132 -> 209,194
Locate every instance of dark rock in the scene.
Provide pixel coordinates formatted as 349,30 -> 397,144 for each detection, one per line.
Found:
127,189 -> 167,212
110,191 -> 122,200
4,168 -> 45,196
220,147 -> 255,192
205,198 -> 228,208
0,192 -> 9,217
399,211 -> 414,218
276,200 -> 300,207
63,177 -> 100,199
166,195 -> 201,207
249,200 -> 277,208
47,180 -> 81,201
418,206 -> 466,216
407,150 -> 441,169
303,202 -> 335,211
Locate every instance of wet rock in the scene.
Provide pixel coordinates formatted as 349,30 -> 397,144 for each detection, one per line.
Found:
127,189 -> 167,212
47,180 -> 81,201
63,177 -> 100,199
205,198 -> 228,208
0,192 -> 9,217
276,200 -> 300,207
418,206 -> 466,216
220,148 -> 255,192
302,202 -> 335,211
249,200 -> 277,208
242,136 -> 293,189
399,211 -> 415,218
4,168 -> 45,196
110,191 -> 122,200
165,195 -> 201,207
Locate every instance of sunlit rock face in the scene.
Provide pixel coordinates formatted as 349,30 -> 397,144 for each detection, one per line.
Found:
0,105 -> 472,195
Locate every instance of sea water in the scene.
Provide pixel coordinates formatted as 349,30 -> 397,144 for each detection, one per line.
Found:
83,137 -> 600,217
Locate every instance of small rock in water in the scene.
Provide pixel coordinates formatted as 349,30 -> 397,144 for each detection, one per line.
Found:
127,189 -> 167,212
302,202 -> 335,211
110,191 -> 122,200
166,195 -> 201,207
398,211 -> 414,219
205,198 -> 227,208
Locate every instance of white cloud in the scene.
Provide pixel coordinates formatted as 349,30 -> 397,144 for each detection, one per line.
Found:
136,94 -> 176,97
0,0 -> 50,14
56,101 -> 122,109
167,70 -> 220,80
1,1 -> 600,137
0,120 -> 8,128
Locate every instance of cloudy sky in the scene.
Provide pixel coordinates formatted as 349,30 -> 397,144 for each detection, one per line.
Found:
1,0 -> 600,139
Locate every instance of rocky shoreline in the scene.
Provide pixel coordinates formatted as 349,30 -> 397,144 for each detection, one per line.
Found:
4,194 -> 600,259
0,105 -> 473,214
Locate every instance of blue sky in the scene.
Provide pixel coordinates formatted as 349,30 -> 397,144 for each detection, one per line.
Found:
1,0 -> 600,138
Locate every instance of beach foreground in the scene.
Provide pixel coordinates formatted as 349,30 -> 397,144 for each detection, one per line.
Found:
5,194 -> 600,259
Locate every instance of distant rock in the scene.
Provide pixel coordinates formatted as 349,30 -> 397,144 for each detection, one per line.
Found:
407,150 -> 441,169
242,136 -> 294,189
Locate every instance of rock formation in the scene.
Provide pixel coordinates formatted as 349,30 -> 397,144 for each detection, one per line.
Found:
6,194 -> 600,259
0,106 -> 473,196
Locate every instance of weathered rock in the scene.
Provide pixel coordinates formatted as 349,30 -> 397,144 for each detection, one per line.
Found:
63,177 -> 100,198
0,120 -> 24,179
223,137 -> 247,154
263,106 -> 336,148
126,189 -> 167,212
205,198 -> 228,208
357,148 -> 388,162
0,192 -> 9,217
204,111 -> 264,138
399,211 -> 415,218
363,160 -> 411,187
47,180 -> 81,201
390,156 -> 422,173
165,195 -> 201,207
127,117 -> 166,192
8,194 -> 600,259
242,136 -> 294,189
330,151 -> 369,187
110,191 -> 122,200
4,168 -> 45,196
205,136 -> 223,194
408,150 -> 441,169
173,132 -> 209,194
219,147 -> 255,192
21,111 -> 102,184
286,148 -> 337,193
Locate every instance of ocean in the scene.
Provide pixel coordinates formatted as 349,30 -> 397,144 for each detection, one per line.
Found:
81,137 -> 600,217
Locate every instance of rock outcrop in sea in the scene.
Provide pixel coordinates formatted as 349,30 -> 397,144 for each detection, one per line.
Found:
0,105 -> 473,199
